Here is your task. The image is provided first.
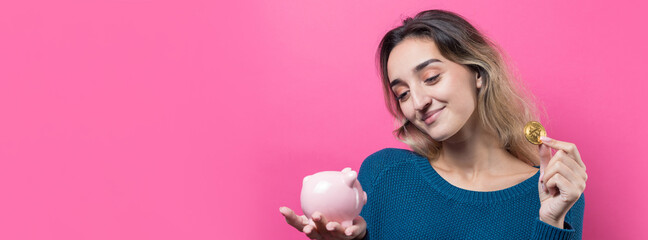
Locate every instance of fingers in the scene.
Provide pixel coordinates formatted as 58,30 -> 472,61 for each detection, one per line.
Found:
540,136 -> 584,169
279,207 -> 309,230
537,144 -> 552,192
280,206 -> 321,239
312,212 -> 347,239
303,224 -> 322,239
541,155 -> 577,195
347,216 -> 368,238
544,172 -> 582,203
543,150 -> 587,184
312,211 -> 328,233
281,208 -> 363,239
541,152 -> 587,201
282,209 -> 366,240
326,221 -> 347,236
311,211 -> 366,239
538,144 -> 552,174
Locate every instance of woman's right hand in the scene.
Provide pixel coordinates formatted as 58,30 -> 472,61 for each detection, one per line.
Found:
279,206 -> 367,240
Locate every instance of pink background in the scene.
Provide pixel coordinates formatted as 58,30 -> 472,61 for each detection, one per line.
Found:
1,0 -> 646,239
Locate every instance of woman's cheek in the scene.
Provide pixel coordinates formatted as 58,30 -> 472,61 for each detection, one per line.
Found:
400,104 -> 415,121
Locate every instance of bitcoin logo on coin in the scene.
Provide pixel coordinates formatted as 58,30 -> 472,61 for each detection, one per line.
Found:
524,121 -> 546,145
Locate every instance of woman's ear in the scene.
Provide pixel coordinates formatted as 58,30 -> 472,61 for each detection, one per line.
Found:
476,71 -> 483,89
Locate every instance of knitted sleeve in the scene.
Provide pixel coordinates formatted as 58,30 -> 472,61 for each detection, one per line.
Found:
531,193 -> 586,239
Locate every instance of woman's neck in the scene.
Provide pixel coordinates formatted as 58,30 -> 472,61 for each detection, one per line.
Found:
434,112 -> 514,177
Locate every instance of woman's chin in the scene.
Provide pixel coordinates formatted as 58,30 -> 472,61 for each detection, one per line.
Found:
426,125 -> 462,142
426,130 -> 449,142
415,122 -> 454,142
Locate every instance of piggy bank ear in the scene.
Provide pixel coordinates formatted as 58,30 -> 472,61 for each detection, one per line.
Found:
342,170 -> 358,187
303,175 -> 311,184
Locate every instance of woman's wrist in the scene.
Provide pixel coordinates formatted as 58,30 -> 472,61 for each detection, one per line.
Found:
539,216 -> 565,229
353,229 -> 367,240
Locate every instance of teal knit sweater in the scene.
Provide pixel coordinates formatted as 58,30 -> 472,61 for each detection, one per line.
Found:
358,148 -> 585,239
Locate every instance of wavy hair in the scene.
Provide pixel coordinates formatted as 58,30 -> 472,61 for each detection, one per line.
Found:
377,9 -> 543,166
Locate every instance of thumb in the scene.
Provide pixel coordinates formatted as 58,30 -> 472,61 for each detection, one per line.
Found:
539,143 -> 552,179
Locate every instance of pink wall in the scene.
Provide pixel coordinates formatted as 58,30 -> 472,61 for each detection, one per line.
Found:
1,0 -> 646,239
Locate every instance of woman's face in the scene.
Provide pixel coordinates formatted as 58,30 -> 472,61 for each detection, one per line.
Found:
387,37 -> 482,142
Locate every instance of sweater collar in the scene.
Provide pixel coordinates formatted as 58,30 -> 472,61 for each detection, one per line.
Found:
409,151 -> 540,203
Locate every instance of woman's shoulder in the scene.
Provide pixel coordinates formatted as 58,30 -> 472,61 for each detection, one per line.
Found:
358,148 -> 422,187
367,147 -> 416,157
362,147 -> 419,167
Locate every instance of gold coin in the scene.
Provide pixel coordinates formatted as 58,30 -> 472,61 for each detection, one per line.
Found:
524,121 -> 546,145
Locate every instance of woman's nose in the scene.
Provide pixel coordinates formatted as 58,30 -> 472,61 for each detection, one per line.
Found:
410,87 -> 431,111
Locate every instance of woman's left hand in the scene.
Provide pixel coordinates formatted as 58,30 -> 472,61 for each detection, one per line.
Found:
537,136 -> 588,229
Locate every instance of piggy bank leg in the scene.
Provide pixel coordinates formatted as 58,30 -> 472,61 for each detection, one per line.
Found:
341,220 -> 354,229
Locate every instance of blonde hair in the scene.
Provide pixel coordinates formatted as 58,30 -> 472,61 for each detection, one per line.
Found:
377,10 -> 543,166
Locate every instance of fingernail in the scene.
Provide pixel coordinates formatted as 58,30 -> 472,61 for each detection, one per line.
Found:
312,212 -> 320,221
279,207 -> 288,215
327,223 -> 335,231
346,228 -> 353,236
540,136 -> 552,143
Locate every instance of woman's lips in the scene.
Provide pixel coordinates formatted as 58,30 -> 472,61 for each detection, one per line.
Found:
423,107 -> 445,124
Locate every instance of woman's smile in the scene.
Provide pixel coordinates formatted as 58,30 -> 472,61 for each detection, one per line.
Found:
422,106 -> 445,125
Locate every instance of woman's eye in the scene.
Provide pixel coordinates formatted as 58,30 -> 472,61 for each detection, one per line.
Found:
424,74 -> 440,83
397,91 -> 409,101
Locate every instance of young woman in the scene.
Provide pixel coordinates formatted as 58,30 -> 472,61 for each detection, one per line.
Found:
280,9 -> 586,239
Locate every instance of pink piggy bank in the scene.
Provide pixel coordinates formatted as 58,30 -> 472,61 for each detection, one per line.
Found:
300,167 -> 367,228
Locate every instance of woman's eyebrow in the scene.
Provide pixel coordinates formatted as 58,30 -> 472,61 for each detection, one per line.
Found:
390,79 -> 404,88
414,58 -> 442,73
390,58 -> 442,88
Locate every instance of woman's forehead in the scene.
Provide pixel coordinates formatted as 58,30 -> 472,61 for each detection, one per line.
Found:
387,38 -> 445,80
